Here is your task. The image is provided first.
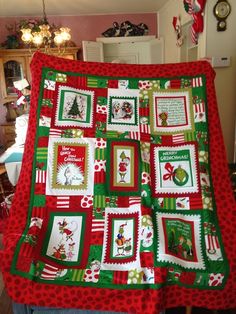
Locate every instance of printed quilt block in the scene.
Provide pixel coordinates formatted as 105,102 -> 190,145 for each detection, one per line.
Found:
46,137 -> 95,195
106,139 -> 141,195
150,89 -> 195,135
154,211 -> 205,270
101,206 -> 141,271
150,142 -> 200,197
55,86 -> 95,128
37,210 -> 91,268
107,88 -> 140,132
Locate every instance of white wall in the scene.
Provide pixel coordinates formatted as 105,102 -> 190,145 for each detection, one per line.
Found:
158,0 -> 191,63
159,0 -> 236,163
205,0 -> 236,164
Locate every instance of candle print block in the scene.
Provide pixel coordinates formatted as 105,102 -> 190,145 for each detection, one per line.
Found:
101,206 -> 141,271
107,88 -> 139,132
46,138 -> 95,195
106,139 -> 141,195
155,212 -> 205,270
39,211 -> 90,268
150,89 -> 194,135
55,86 -> 94,128
150,143 -> 200,197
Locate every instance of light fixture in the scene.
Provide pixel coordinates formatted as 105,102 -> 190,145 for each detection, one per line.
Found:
20,0 -> 72,53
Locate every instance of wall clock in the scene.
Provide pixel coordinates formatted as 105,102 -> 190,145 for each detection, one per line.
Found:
213,0 -> 231,31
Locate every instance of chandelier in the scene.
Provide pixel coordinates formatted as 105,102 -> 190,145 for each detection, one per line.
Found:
20,0 -> 71,52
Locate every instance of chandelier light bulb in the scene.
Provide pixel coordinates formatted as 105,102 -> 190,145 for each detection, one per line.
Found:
21,28 -> 33,43
60,27 -> 71,41
32,32 -> 44,47
39,24 -> 51,39
54,31 -> 64,46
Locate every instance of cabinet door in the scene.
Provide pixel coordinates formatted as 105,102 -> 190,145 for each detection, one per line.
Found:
82,41 -> 104,62
0,58 -> 6,99
103,42 -> 139,64
82,38 -> 164,64
2,56 -> 27,97
103,40 -> 164,64
149,38 -> 164,64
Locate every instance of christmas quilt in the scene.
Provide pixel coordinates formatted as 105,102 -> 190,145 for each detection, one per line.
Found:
1,52 -> 236,313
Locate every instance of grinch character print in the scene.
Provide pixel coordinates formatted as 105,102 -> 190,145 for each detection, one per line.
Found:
152,143 -> 199,196
46,138 -> 95,196
107,89 -> 139,132
111,99 -> 134,123
165,218 -> 196,262
118,151 -> 130,183
54,143 -> 88,190
44,215 -> 84,265
114,148 -> 133,186
160,149 -> 192,189
112,219 -> 134,258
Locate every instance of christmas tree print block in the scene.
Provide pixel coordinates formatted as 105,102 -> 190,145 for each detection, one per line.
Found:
38,210 -> 91,268
106,139 -> 141,196
55,86 -> 94,128
101,206 -> 141,271
46,137 -> 95,195
150,89 -> 194,135
150,142 -> 200,197
107,88 -> 139,132
155,212 -> 206,270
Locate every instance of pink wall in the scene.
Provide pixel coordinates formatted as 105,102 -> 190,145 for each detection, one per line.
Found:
0,13 -> 157,126
0,13 -> 157,46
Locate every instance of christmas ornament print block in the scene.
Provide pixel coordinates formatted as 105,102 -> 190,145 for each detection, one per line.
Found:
55,86 -> 94,128
46,137 -> 95,195
101,206 -> 141,271
106,139 -> 141,195
155,212 -> 206,270
150,142 -> 200,197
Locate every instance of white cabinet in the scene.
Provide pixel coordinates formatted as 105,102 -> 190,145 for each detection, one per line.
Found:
82,36 -> 164,64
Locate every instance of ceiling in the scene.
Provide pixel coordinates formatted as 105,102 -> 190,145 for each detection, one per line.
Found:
0,0 -> 167,17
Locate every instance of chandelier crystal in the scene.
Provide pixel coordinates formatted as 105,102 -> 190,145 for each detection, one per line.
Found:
20,0 -> 72,52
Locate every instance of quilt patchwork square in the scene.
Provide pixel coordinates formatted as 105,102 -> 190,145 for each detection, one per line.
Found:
55,86 -> 94,128
106,139 -> 141,195
150,89 -> 194,135
107,88 -> 139,132
37,208 -> 91,269
46,137 -> 95,195
101,206 -> 141,271
150,142 -> 200,197
155,211 -> 205,270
